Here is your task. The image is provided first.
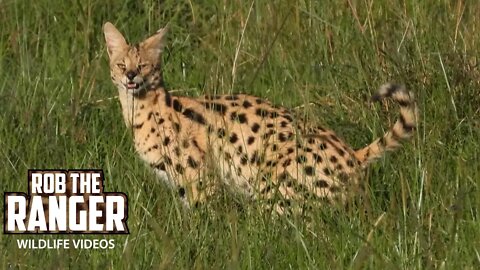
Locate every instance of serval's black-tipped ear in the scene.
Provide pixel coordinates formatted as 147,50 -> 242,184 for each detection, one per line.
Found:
141,27 -> 168,56
103,22 -> 128,58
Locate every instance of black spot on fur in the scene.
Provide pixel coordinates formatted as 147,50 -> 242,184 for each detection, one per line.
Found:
339,173 -> 349,183
163,137 -> 171,146
240,154 -> 248,165
192,139 -> 202,151
243,100 -> 252,108
323,168 -> 332,175
316,126 -> 326,132
266,160 -> 277,167
204,102 -> 227,115
251,123 -> 260,133
173,99 -> 183,112
294,183 -> 309,193
296,155 -> 307,163
282,114 -> 293,122
260,185 -> 271,194
237,113 -> 247,123
262,129 -> 276,140
187,156 -> 198,168
217,128 -> 226,138
379,137 -> 386,148
247,136 -> 255,145
315,180 -> 329,188
175,164 -> 185,174
256,108 -> 269,118
396,98 -> 411,107
154,162 -> 166,170
280,121 -> 288,128
336,148 -> 345,156
278,172 -> 289,181
319,143 -> 327,150
282,158 -> 292,167
269,111 -> 279,118
173,123 -> 181,133
225,95 -> 239,101
133,123 -> 144,129
151,127 -> 156,133
304,166 -> 315,176
230,112 -> 248,124
230,112 -> 237,121
278,200 -> 292,208
165,92 -> 172,107
255,98 -> 263,104
153,94 -> 160,105
399,114 -> 415,132
178,187 -> 186,197
250,151 -> 263,165
330,156 -> 338,163
229,133 -> 238,143
347,159 -> 355,167
313,153 -> 323,163
183,108 -> 207,125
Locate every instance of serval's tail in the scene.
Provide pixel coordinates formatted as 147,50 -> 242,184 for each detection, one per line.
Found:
354,83 -> 418,167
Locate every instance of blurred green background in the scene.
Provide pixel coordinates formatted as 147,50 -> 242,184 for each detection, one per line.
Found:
0,0 -> 479,268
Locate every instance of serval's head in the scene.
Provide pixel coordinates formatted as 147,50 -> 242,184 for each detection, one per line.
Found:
103,22 -> 167,95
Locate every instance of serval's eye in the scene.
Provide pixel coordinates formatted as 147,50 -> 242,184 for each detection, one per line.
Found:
117,63 -> 126,70
138,63 -> 148,71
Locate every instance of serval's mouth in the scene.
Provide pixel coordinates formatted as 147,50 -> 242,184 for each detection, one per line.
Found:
123,81 -> 146,95
126,82 -> 141,90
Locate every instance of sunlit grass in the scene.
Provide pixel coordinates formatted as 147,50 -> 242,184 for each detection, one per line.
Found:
0,0 -> 479,268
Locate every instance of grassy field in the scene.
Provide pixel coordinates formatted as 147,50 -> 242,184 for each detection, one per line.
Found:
1,0 -> 479,268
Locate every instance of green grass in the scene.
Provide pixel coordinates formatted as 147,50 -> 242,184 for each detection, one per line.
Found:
1,0 -> 479,269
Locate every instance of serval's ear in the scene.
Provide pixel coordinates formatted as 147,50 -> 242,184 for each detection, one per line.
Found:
103,22 -> 128,58
141,27 -> 168,56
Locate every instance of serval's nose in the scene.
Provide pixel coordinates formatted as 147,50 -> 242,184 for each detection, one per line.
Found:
126,71 -> 137,81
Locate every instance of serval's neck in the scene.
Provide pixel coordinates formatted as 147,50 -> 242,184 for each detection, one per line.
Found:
117,87 -> 170,128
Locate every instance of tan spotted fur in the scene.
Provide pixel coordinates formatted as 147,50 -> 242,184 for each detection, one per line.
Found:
103,22 -> 418,212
